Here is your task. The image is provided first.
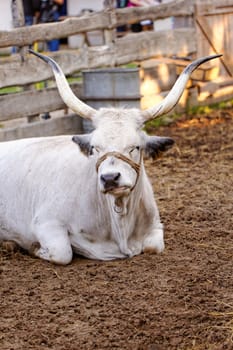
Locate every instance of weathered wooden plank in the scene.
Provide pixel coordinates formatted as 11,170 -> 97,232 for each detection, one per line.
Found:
189,84 -> 233,107
195,0 -> 233,16
0,13 -> 111,48
114,29 -> 196,65
13,0 -> 25,27
0,47 -> 112,88
0,28 -> 196,88
195,16 -> 232,77
201,8 -> 233,16
195,0 -> 233,78
0,114 -> 83,142
196,77 -> 233,93
0,83 -> 82,121
0,0 -> 194,48
214,0 -> 233,6
115,0 -> 194,26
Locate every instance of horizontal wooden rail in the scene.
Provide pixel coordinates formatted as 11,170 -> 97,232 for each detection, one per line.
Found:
0,114 -> 83,142
0,83 -> 82,122
0,28 -> 196,88
0,0 -> 194,48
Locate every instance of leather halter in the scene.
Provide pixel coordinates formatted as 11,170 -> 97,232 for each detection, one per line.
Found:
96,151 -> 141,176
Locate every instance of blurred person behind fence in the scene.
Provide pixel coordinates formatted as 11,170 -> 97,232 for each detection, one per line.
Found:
23,0 -> 41,25
11,0 -> 40,52
39,0 -> 64,51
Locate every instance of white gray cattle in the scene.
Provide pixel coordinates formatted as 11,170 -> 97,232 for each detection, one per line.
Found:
0,51 -> 220,264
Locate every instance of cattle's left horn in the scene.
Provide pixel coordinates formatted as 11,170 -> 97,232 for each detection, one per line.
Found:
142,54 -> 222,122
29,49 -> 96,120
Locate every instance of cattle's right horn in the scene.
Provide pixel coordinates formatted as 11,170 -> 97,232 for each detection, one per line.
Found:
142,54 -> 222,122
29,49 -> 96,120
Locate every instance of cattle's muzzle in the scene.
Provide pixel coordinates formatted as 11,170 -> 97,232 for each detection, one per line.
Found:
96,151 -> 142,194
100,172 -> 121,192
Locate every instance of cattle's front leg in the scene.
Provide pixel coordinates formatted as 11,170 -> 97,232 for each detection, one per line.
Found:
70,232 -> 128,261
142,222 -> 164,254
128,239 -> 143,256
31,221 -> 73,265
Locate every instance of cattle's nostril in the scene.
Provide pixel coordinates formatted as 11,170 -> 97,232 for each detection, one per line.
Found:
113,172 -> 121,181
100,173 -> 121,187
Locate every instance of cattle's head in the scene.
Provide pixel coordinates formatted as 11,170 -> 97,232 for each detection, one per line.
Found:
71,109 -> 174,196
29,50 -> 221,197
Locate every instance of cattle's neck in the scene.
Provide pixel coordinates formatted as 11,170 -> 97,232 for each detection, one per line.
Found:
103,170 -> 144,257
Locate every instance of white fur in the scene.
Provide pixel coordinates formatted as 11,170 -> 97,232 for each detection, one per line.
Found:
0,109 -> 164,264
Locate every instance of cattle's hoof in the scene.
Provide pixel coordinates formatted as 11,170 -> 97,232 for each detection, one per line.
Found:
143,233 -> 165,254
119,246 -> 133,258
143,246 -> 160,254
128,241 -> 142,256
125,249 -> 134,258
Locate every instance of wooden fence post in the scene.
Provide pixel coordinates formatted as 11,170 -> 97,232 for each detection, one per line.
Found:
11,0 -> 40,123
103,0 -> 116,45
11,0 -> 24,27
11,0 -> 27,61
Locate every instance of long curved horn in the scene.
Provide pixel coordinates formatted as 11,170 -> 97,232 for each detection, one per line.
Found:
29,49 -> 96,120
142,54 -> 222,122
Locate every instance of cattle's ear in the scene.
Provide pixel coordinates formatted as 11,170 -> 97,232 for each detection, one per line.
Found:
72,134 -> 92,156
143,135 -> 175,160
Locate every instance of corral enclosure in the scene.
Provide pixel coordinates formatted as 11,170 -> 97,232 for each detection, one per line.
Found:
0,0 -> 233,140
0,1 -> 233,349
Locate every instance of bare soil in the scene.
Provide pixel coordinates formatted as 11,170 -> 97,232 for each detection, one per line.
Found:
1,108 -> 233,350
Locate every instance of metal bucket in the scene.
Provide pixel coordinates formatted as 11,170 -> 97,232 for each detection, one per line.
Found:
82,68 -> 140,133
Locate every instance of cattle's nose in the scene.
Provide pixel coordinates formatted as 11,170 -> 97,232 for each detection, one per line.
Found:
100,172 -> 121,189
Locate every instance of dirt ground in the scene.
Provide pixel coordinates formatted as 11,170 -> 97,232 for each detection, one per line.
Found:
0,108 -> 233,350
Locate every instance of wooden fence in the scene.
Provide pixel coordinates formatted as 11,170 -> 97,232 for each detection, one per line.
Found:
0,0 -> 232,140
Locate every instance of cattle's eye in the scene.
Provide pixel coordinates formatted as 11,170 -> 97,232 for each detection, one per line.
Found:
91,145 -> 100,155
129,146 -> 140,157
